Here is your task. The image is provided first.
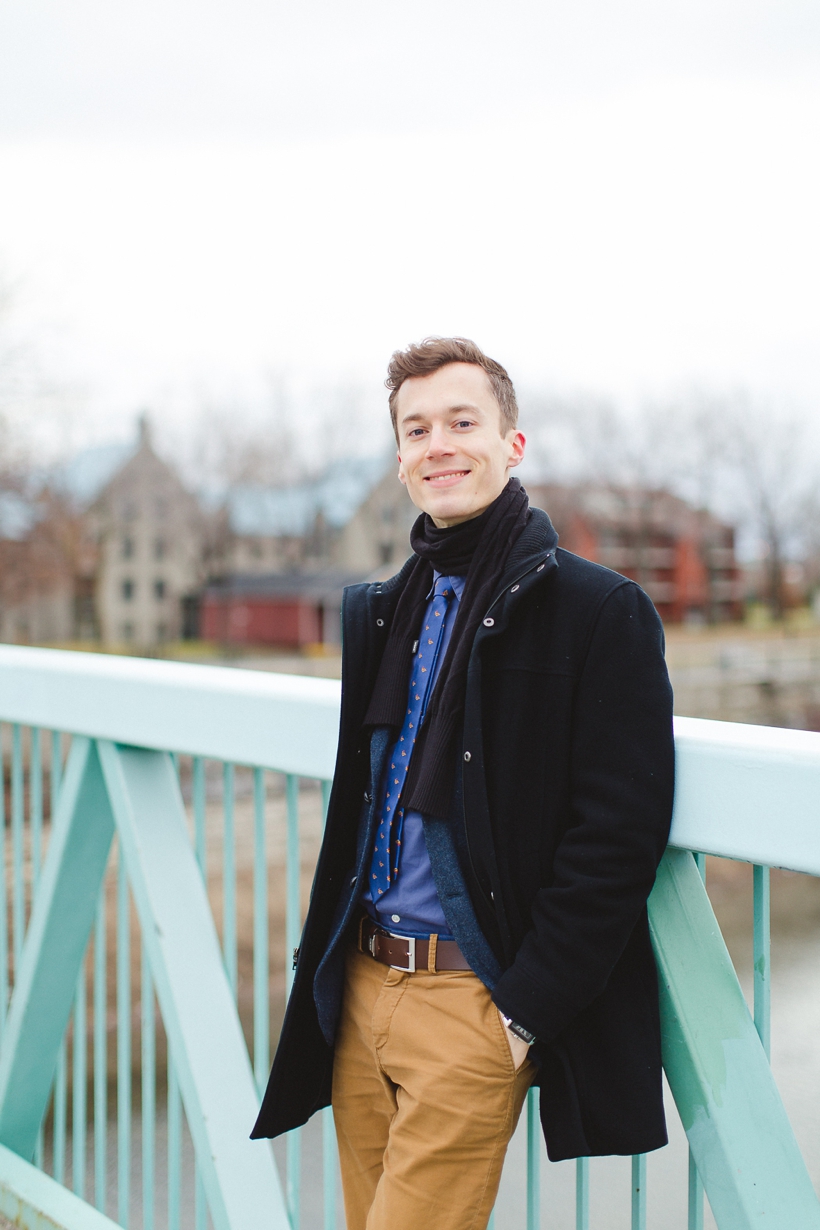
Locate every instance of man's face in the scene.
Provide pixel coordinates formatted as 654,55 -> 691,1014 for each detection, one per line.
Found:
395,362 -> 526,528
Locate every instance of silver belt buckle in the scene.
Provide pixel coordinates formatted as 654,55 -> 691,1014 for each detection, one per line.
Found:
390,935 -> 416,973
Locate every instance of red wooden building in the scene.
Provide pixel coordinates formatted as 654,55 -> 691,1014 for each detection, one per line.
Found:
200,572 -> 362,650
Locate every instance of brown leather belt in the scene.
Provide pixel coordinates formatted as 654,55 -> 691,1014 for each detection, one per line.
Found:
358,915 -> 471,973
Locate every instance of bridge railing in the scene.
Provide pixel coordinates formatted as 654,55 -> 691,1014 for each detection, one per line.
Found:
0,644 -> 818,1230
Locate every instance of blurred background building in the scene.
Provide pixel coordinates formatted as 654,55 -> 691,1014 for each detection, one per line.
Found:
84,418 -> 205,647
528,483 -> 743,626
0,417 -> 753,653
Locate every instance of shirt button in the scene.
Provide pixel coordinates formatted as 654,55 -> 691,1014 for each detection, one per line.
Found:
464,751 -> 472,762
510,584 -> 520,592
483,617 -> 494,627
391,914 -> 401,923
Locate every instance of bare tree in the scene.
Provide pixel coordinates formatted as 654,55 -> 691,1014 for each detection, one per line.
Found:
519,391 -> 617,485
720,399 -> 819,618
522,389 -> 718,494
185,388 -> 299,492
523,384 -> 820,618
182,373 -> 390,494
800,487 -> 820,607
0,270 -> 94,641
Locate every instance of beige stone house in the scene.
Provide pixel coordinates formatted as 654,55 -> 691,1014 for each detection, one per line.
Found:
217,455 -> 414,580
330,464 -> 416,574
85,419 -> 205,648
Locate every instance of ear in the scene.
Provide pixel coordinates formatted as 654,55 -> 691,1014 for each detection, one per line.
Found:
397,450 -> 407,486
506,430 -> 526,470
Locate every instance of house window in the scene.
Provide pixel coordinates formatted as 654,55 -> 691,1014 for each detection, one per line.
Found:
122,536 -> 134,559
156,622 -> 169,642
121,622 -> 134,642
154,538 -> 167,560
122,579 -> 135,601
154,579 -> 166,600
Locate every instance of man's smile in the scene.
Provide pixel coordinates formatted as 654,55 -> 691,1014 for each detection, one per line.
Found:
423,470 -> 471,485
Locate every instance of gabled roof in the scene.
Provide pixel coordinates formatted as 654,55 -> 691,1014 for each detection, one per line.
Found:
228,485 -> 319,538
226,453 -> 390,537
0,491 -> 38,541
53,433 -> 391,534
52,441 -> 136,508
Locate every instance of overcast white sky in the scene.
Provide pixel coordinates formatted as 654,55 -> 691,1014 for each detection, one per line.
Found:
1,0 -> 819,453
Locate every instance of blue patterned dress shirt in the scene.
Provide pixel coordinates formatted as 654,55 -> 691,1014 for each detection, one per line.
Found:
362,571 -> 466,938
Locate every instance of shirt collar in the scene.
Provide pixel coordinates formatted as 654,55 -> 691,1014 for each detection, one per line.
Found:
430,570 -> 466,602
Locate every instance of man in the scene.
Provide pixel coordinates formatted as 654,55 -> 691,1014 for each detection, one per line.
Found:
252,338 -> 675,1230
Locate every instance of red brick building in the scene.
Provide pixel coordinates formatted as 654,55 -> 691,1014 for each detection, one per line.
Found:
528,484 -> 743,624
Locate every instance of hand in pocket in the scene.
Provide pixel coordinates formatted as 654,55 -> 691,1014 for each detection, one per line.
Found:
498,1009 -> 531,1071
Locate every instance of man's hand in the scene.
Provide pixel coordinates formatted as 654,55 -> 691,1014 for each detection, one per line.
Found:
498,1009 -> 531,1071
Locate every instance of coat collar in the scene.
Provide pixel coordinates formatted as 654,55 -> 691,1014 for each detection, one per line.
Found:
502,506 -> 558,574
477,508 -> 559,636
349,505 -> 559,648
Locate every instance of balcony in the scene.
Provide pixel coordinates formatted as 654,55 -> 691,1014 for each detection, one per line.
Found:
0,644 -> 819,1229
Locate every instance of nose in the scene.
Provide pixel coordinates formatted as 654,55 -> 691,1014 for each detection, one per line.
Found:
425,422 -> 455,457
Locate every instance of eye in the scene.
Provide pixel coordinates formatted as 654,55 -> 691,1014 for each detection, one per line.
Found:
455,419 -> 473,429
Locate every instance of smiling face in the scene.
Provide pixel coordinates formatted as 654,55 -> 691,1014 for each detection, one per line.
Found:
395,362 -> 526,527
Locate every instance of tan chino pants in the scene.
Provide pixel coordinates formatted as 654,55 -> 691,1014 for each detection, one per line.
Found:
332,944 -> 535,1230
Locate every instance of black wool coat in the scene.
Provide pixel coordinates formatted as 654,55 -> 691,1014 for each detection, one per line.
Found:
252,509 -> 675,1161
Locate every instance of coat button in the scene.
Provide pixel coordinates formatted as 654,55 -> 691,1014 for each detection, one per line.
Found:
483,617 -> 494,627
464,751 -> 472,762
376,618 -> 385,627
536,563 -> 545,572
350,875 -> 358,886
364,791 -> 371,802
510,584 -> 520,592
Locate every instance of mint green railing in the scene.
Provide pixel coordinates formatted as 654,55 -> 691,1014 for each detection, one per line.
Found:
0,645 -> 818,1229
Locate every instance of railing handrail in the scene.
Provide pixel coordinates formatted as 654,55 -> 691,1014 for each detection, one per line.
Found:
670,713 -> 820,876
0,644 -> 341,780
2,643 -> 820,875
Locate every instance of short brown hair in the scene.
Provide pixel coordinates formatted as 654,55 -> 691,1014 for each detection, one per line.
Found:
386,337 -> 518,440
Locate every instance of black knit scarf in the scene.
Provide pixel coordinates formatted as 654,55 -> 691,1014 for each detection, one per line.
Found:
364,477 -> 531,818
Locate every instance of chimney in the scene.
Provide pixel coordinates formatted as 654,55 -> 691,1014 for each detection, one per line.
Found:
138,413 -> 152,450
